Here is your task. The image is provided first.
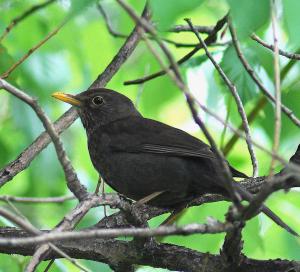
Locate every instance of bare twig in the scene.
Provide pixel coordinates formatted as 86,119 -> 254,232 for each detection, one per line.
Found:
1,20 -> 67,79
169,24 -> 214,34
223,49 -> 300,156
167,24 -> 300,60
223,96 -> 267,156
196,101 -> 287,165
0,0 -> 57,43
0,221 -> 233,246
97,2 -> 127,38
26,195 -> 101,271
0,207 -> 90,272
0,195 -> 75,204
251,34 -> 300,60
97,2 -> 204,48
0,5 -> 148,187
124,14 -> 228,85
0,79 -> 88,200
241,174 -> 294,223
186,18 -> 258,178
228,21 -> 300,128
269,1 -> 281,175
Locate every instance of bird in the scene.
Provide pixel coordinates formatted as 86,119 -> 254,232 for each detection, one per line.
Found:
52,88 -> 297,236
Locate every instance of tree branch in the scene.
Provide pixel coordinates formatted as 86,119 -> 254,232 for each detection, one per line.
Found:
0,227 -> 299,272
186,18 -> 258,178
124,14 -> 228,85
0,0 -> 57,43
0,79 -> 88,200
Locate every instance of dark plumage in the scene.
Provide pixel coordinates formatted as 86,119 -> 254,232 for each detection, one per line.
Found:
63,88 -> 245,206
52,88 -> 298,236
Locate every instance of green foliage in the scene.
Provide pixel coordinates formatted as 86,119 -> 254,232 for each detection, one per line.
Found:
283,0 -> 300,47
1,0 -> 300,271
220,45 -> 258,103
69,0 -> 99,17
149,0 -> 204,29
258,84 -> 300,144
227,0 -> 270,40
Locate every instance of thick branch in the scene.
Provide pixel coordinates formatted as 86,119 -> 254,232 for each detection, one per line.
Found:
0,227 -> 299,272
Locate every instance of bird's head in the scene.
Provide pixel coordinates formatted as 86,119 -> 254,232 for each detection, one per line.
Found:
52,88 -> 140,130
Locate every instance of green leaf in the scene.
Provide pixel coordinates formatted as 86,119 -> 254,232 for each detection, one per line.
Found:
257,84 -> 300,145
220,45 -> 258,104
69,0 -> 98,17
283,0 -> 300,47
0,44 -> 19,83
149,0 -> 204,30
243,217 -> 265,254
183,51 -> 221,68
228,0 -> 270,40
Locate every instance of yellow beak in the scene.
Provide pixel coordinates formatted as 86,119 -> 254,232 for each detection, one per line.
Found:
52,92 -> 82,106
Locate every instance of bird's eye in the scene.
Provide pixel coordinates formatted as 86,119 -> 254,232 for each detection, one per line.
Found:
92,96 -> 104,106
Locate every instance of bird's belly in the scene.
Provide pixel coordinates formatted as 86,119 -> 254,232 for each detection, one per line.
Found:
95,152 -> 195,206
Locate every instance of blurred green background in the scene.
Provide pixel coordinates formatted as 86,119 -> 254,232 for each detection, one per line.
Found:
1,0 -> 300,271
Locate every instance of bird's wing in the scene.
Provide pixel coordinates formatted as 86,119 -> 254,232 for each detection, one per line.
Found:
107,117 -> 247,178
109,116 -> 215,160
134,143 -> 215,159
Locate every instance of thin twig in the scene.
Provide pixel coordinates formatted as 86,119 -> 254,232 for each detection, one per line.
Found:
0,0 -> 57,43
169,24 -> 214,34
124,14 -> 228,85
220,97 -> 232,150
269,1 -> 281,175
223,48 -> 300,156
241,173 -> 294,223
186,18 -> 258,178
251,33 -> 300,60
167,24 -> 300,60
97,2 -> 204,48
0,195 -> 75,204
1,19 -> 67,79
0,221 -> 233,246
26,196 -> 100,271
0,79 -> 88,200
223,96 -> 267,156
228,21 -> 300,128
196,101 -> 287,165
0,207 -> 90,272
0,5 -> 148,188
97,2 -> 127,38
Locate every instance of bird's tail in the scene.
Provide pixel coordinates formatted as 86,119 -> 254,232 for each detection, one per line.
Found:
234,183 -> 299,237
230,165 -> 248,178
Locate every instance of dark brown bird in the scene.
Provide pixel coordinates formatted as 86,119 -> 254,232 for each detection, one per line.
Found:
52,88 -> 297,235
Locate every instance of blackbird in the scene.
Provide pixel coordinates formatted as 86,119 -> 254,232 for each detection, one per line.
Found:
52,88 -> 297,236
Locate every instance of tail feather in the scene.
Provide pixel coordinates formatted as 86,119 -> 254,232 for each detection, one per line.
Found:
230,166 -> 248,179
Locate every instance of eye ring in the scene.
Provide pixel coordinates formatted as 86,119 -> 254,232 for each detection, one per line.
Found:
92,96 -> 104,106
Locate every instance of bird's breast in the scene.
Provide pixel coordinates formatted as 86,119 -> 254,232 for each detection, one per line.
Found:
87,131 -> 113,181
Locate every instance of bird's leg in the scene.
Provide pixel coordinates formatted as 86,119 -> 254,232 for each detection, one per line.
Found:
101,180 -> 107,217
136,191 -> 165,205
160,205 -> 187,226
95,176 -> 107,218
95,176 -> 102,195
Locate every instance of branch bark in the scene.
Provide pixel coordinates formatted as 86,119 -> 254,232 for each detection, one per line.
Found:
0,227 -> 299,272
